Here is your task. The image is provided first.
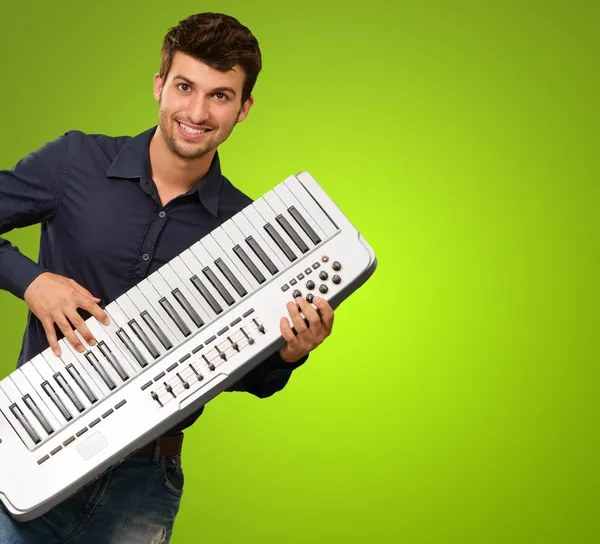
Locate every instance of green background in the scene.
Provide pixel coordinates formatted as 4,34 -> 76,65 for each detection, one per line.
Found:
0,1 -> 597,542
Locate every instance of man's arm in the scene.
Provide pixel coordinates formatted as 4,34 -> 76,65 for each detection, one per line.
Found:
0,134 -> 69,299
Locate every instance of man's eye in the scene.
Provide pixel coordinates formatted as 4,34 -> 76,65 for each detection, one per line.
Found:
178,84 -> 190,92
215,93 -> 227,100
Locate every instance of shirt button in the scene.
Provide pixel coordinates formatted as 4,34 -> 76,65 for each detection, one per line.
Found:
142,253 -> 150,261
159,211 -> 166,218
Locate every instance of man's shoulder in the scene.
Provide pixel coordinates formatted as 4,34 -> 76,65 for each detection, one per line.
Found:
60,129 -> 134,154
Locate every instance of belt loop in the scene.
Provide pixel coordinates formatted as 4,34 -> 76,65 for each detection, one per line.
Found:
152,438 -> 161,465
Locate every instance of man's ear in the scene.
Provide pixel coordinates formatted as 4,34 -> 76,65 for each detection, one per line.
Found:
153,73 -> 163,103
237,95 -> 255,123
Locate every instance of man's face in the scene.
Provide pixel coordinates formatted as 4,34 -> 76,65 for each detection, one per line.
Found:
153,51 -> 253,160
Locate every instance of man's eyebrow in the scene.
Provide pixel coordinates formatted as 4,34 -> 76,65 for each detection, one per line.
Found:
172,75 -> 236,96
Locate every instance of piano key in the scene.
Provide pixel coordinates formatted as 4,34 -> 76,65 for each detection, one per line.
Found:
127,285 -> 183,345
10,368 -> 61,433
263,190 -> 313,252
264,222 -> 296,262
64,363 -> 98,405
246,236 -> 279,276
55,340 -> 112,398
283,175 -> 339,238
201,235 -> 254,293
234,207 -> 287,270
86,318 -> 138,379
252,199 -> 298,262
188,243 -> 238,306
53,371 -> 87,412
84,351 -> 116,390
168,256 -> 219,321
0,382 -> 37,449
220,219 -> 274,279
156,262 -> 210,327
210,229 -> 262,289
104,303 -> 153,369
112,294 -> 164,360
232,244 -> 266,284
144,271 -> 197,337
178,250 -> 226,314
20,357 -> 75,423
272,182 -> 327,242
0,377 -> 47,443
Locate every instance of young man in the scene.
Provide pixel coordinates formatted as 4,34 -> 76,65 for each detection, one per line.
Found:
0,12 -> 334,543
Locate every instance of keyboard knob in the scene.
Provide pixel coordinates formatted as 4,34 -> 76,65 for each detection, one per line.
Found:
332,261 -> 341,271
306,293 -> 314,303
332,274 -> 341,285
319,284 -> 328,294
292,289 -> 302,298
319,271 -> 328,281
306,280 -> 315,290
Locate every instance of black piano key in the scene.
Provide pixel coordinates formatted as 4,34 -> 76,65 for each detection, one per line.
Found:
214,258 -> 248,297
22,394 -> 53,435
10,404 -> 41,444
159,297 -> 192,337
140,310 -> 173,350
276,214 -> 309,253
65,364 -> 98,404
264,223 -> 297,262
116,328 -> 149,368
202,267 -> 235,306
171,288 -> 204,328
97,341 -> 130,381
190,275 -> 223,314
288,206 -> 322,245
54,372 -> 85,412
233,245 -> 266,284
85,352 -> 116,391
245,236 -> 278,275
128,319 -> 161,359
42,381 -> 73,421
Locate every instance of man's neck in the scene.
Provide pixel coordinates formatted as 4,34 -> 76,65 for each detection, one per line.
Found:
148,127 -> 216,195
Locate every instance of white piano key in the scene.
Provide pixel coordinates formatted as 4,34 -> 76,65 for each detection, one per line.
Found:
263,189 -> 315,252
0,377 -> 48,443
283,175 -> 339,238
12,364 -> 62,432
188,242 -> 238,307
53,341 -> 110,398
253,197 -> 301,262
220,219 -> 273,281
111,294 -> 165,360
104,301 -> 155,369
144,271 -> 197,337
0,382 -> 37,449
273,182 -> 327,242
178,249 -> 229,314
207,230 -> 260,290
168,256 -> 219,322
128,285 -> 184,346
156,262 -> 212,328
239,205 -> 291,266
86,318 -> 139,380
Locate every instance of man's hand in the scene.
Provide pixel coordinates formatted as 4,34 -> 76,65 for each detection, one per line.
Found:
23,272 -> 110,357
279,296 -> 335,363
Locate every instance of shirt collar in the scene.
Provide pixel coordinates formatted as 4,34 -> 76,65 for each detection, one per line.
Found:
105,125 -> 223,217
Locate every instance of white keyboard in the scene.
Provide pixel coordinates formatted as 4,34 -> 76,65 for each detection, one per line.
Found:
0,171 -> 377,521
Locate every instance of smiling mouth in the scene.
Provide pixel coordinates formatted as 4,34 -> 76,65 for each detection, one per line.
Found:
177,121 -> 213,136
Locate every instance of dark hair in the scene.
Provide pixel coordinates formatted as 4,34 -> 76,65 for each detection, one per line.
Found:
160,12 -> 262,104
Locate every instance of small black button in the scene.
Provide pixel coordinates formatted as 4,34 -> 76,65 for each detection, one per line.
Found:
332,274 -> 341,285
281,284 -> 290,292
290,278 -> 297,286
306,293 -> 314,303
297,273 -> 305,280
332,261 -> 341,271
304,268 -> 312,275
319,271 -> 328,280
319,284 -> 328,294
306,280 -> 315,290
312,262 -> 320,270
292,289 -> 302,298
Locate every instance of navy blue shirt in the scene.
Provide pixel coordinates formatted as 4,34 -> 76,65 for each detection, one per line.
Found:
0,126 -> 307,435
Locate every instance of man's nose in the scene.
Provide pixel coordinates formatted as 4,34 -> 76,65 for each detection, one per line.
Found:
188,97 -> 210,125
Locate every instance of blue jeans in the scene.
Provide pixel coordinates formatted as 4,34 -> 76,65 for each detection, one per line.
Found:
0,441 -> 184,543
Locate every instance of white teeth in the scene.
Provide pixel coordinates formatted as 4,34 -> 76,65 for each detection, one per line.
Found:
179,122 -> 207,135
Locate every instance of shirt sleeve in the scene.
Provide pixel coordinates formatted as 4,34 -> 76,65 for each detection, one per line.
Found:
0,133 -> 70,299
225,349 -> 309,398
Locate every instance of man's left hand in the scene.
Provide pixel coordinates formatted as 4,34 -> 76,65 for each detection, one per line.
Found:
279,296 -> 335,363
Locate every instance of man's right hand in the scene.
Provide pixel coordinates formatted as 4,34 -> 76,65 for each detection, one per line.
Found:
24,272 -> 110,357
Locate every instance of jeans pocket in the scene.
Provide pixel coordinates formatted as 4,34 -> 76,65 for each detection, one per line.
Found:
159,455 -> 184,497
